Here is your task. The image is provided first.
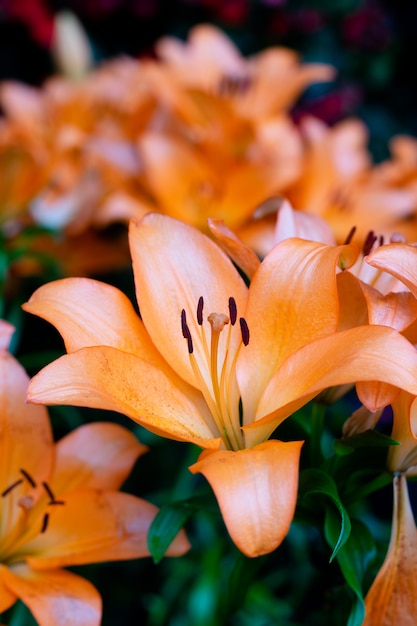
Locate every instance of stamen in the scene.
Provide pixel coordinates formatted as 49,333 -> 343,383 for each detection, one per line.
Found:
42,482 -> 65,505
181,309 -> 194,354
41,512 -> 49,533
362,230 -> 377,256
20,469 -> 36,488
343,225 -> 356,245
228,297 -> 237,326
197,297 -> 204,325
239,318 -> 250,346
2,479 -> 23,497
379,235 -> 384,246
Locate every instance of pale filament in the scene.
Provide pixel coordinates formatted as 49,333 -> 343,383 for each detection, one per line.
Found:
181,297 -> 248,450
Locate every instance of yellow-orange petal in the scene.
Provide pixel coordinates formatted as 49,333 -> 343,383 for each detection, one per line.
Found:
25,490 -> 189,568
336,271 -> 369,330
52,422 -> 148,494
22,277 -> 157,359
0,565 -> 17,612
2,564 -> 101,626
189,440 -> 303,557
238,238 -> 358,424
129,214 -> 248,390
27,346 -> 220,447
363,475 -> 417,626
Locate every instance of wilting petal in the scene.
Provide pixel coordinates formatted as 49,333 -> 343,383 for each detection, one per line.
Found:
363,475 -> 417,626
190,440 -> 303,557
27,346 -> 220,447
25,490 -> 189,568
2,564 -> 101,626
239,239 -> 358,423
366,243 -> 417,298
22,278 -> 158,360
129,214 -> 248,389
243,326 -> 417,447
207,218 -> 260,279
52,422 -> 147,494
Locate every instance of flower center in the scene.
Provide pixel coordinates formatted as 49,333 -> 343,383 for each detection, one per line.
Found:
181,296 -> 249,450
0,469 -> 65,564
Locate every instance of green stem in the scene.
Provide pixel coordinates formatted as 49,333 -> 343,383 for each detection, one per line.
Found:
310,401 -> 326,467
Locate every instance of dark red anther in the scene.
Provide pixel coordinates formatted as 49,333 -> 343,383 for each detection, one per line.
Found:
1,478 -> 23,497
343,225 -> 357,245
41,512 -> 49,533
362,230 -> 377,256
197,297 -> 204,325
239,318 -> 250,346
181,309 -> 194,354
379,235 -> 384,246
20,468 -> 36,488
228,297 -> 237,326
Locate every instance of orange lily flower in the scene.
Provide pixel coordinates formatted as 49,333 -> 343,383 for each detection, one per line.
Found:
23,214 -> 417,557
155,23 -> 335,121
0,325 -> 189,625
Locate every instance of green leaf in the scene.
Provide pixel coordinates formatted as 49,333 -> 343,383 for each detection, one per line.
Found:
148,494 -> 217,563
325,512 -> 376,626
334,430 -> 399,456
148,502 -> 193,564
299,468 -> 351,562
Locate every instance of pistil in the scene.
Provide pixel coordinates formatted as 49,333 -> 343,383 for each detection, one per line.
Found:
181,296 -> 249,450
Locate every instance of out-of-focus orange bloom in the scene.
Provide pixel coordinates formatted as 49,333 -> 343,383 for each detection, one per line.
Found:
23,214 -> 417,557
286,117 -> 417,246
154,24 -> 335,122
0,324 -> 189,625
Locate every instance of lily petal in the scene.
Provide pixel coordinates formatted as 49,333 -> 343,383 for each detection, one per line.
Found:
22,277 -> 157,359
0,353 -> 53,535
190,440 -> 303,557
366,243 -> 417,297
239,239 -> 358,423
0,565 -> 17,612
129,214 -> 248,389
52,422 -> 148,494
243,326 -> 417,447
27,346 -> 220,447
25,491 -> 189,568
207,217 -> 261,279
2,563 -> 101,626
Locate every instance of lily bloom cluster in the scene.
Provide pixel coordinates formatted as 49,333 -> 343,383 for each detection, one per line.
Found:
3,18 -> 417,626
0,320 -> 189,625
2,20 -> 417,280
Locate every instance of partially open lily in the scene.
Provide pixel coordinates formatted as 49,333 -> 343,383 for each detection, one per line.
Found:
23,214 -> 417,557
0,325 -> 189,625
363,474 -> 417,626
